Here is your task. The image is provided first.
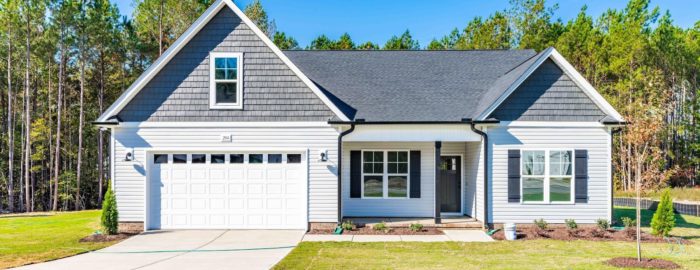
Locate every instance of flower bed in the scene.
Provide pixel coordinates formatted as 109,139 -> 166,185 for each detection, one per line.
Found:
606,257 -> 680,269
310,226 -> 443,235
491,226 -> 692,244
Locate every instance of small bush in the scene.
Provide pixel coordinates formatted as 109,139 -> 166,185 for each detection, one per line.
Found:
101,183 -> 119,235
596,219 -> 610,230
591,228 -> 606,238
651,188 -> 676,236
341,220 -> 355,231
373,221 -> 388,231
621,216 -> 635,228
533,218 -> 548,230
565,219 -> 578,230
409,223 -> 424,232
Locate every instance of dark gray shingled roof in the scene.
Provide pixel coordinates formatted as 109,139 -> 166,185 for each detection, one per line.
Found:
284,50 -> 538,121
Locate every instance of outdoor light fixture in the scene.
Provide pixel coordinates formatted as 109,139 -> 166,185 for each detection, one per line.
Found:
319,149 -> 328,162
124,151 -> 133,161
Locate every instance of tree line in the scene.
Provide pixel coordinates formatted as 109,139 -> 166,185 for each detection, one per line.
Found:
0,0 -> 697,213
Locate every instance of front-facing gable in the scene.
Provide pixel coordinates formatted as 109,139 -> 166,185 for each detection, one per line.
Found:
99,0 -> 348,122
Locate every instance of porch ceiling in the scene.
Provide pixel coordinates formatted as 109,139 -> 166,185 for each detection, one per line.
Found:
341,124 -> 482,142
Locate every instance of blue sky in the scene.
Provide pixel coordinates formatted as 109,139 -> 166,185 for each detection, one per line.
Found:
114,0 -> 698,48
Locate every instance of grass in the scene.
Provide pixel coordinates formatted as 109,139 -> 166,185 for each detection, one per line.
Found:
615,187 -> 700,202
275,207 -> 700,270
0,210 -> 119,269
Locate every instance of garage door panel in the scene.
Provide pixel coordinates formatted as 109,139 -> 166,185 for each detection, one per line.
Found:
149,152 -> 306,230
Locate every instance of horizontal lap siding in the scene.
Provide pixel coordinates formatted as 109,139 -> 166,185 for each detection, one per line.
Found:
342,142 -> 435,217
113,126 -> 339,222
117,8 -> 334,122
464,142 -> 483,218
489,126 -> 611,223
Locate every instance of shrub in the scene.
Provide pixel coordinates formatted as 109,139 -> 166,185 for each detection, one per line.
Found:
409,223 -> 424,232
596,219 -> 610,230
341,220 -> 355,231
101,183 -> 119,235
533,218 -> 548,230
651,188 -> 676,236
373,221 -> 388,232
565,219 -> 578,230
621,217 -> 636,228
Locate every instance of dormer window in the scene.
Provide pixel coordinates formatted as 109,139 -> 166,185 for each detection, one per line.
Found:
209,52 -> 243,109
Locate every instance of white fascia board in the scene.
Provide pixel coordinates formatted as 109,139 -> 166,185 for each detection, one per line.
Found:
500,121 -> 606,128
477,47 -> 625,122
98,0 -> 350,122
343,124 -> 482,142
117,121 -> 333,128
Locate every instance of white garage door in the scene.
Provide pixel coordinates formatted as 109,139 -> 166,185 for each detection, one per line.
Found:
147,152 -> 306,230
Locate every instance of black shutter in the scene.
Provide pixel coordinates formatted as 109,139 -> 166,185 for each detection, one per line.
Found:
350,151 -> 362,198
575,150 -> 588,203
508,150 -> 521,203
409,151 -> 421,198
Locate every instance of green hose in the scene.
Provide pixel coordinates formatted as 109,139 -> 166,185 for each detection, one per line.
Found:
93,245 -> 296,254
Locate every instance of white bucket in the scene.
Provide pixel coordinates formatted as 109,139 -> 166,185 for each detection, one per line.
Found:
504,223 -> 516,240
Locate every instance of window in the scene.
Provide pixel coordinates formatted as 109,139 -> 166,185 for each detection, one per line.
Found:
249,154 -> 263,164
209,52 -> 243,109
211,154 -> 225,164
173,154 -> 187,164
191,154 -> 206,164
268,154 -> 282,164
230,154 -> 244,164
154,154 -> 168,164
521,150 -> 573,203
362,150 -> 410,198
287,154 -> 302,164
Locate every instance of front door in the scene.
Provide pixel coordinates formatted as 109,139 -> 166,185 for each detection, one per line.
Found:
439,156 -> 461,213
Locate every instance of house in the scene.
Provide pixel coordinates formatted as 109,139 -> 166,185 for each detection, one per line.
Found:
95,0 -> 625,231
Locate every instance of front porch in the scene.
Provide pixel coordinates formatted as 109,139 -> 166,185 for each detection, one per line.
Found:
344,216 -> 483,229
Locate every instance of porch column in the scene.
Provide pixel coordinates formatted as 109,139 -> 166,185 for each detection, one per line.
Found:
434,141 -> 442,224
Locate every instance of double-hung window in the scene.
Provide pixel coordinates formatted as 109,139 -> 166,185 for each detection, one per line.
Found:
362,150 -> 409,198
209,52 -> 243,109
521,150 -> 573,203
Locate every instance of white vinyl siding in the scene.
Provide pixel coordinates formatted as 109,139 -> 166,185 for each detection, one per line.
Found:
489,125 -> 611,223
112,124 -> 339,223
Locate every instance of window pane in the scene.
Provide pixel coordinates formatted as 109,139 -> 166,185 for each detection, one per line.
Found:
397,163 -> 408,174
388,163 -> 397,174
230,154 -> 244,164
211,154 -> 225,164
173,154 -> 187,164
191,154 -> 206,164
398,152 -> 408,162
287,154 -> 301,163
550,151 -> 572,176
363,163 -> 374,174
249,154 -> 263,164
154,154 -> 168,164
522,177 -> 544,202
550,177 -> 572,202
268,154 -> 282,164
215,82 -> 237,104
215,68 -> 226,80
226,57 -> 237,69
374,152 -> 384,162
522,151 -> 545,175
215,58 -> 225,68
363,175 -> 383,197
363,152 -> 373,162
388,176 -> 407,197
388,151 -> 397,162
373,163 -> 383,174
225,68 -> 237,80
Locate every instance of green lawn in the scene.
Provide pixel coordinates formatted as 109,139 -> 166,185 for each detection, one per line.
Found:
0,210 -> 119,269
275,208 -> 700,270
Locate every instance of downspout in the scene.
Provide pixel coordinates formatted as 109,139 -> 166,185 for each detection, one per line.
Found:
610,127 -> 623,221
470,121 -> 490,229
337,124 -> 355,225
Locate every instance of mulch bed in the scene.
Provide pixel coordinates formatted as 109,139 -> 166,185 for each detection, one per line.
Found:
310,226 -> 443,235
606,257 -> 680,269
491,226 -> 692,244
79,233 -> 134,242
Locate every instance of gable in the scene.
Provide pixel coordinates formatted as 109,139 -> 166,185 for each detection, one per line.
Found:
115,5 -> 337,122
488,59 -> 607,122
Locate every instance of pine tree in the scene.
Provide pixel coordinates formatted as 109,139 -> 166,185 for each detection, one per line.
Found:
650,188 -> 675,236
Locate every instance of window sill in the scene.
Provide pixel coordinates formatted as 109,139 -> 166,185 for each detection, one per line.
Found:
520,202 -> 576,205
357,197 -> 411,200
210,103 -> 243,110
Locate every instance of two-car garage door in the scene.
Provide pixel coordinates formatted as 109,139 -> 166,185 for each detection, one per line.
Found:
147,152 -> 306,230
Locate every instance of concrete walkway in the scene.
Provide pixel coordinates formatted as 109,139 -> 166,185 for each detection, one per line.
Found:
302,229 -> 494,242
16,230 -> 305,270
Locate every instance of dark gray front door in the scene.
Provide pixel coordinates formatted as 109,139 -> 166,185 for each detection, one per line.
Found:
440,156 -> 461,213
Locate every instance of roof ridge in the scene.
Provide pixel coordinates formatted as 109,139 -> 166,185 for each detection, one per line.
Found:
282,49 -> 536,52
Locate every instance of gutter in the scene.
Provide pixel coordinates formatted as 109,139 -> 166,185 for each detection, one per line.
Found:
337,124 -> 355,225
466,119 -> 491,229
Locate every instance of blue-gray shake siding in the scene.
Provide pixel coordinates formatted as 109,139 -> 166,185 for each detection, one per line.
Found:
489,59 -> 607,121
118,8 -> 335,122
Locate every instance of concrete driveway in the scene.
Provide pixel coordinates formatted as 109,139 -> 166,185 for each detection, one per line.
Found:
16,230 -> 305,270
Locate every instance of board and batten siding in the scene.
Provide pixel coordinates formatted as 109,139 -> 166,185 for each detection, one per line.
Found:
117,7 -> 335,122
112,125 -> 339,223
488,125 -> 611,223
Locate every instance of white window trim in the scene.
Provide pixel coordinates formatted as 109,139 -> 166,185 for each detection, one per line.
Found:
520,149 -> 575,204
360,149 -> 411,199
209,52 -> 243,109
